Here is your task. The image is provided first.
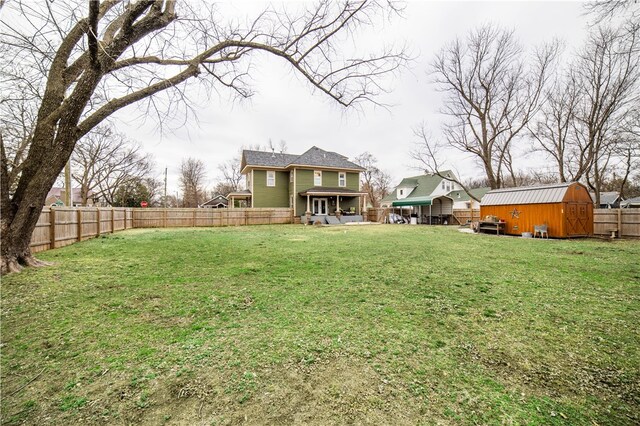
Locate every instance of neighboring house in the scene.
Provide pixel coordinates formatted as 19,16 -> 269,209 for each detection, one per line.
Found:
590,191 -> 621,208
380,171 -> 465,224
200,195 -> 228,208
620,196 -> 640,208
228,146 -> 366,219
446,187 -> 491,210
45,187 -> 96,207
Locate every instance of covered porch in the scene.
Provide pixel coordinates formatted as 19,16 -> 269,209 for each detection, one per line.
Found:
227,189 -> 252,208
298,187 -> 367,223
391,195 -> 454,224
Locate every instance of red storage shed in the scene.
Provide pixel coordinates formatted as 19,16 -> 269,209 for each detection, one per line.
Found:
480,182 -> 593,238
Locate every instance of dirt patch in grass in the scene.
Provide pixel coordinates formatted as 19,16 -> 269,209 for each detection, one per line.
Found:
133,356 -> 423,425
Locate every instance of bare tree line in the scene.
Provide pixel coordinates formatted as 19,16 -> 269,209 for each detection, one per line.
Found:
412,3 -> 640,204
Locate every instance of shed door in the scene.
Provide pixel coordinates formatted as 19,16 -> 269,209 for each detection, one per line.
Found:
565,203 -> 589,236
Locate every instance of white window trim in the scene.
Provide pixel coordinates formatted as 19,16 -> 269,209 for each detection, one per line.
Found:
314,170 -> 322,186
338,172 -> 346,187
267,170 -> 276,187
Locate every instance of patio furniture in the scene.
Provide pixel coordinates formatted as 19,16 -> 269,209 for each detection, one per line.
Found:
533,224 -> 548,238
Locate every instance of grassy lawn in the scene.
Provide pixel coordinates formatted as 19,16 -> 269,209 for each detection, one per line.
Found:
1,225 -> 639,425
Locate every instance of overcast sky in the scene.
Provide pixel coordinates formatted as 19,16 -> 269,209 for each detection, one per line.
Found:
116,1 -> 591,196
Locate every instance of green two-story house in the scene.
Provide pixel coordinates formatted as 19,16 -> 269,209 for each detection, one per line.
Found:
228,146 -> 366,219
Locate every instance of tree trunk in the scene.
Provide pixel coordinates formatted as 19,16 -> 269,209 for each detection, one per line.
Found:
1,129 -> 77,274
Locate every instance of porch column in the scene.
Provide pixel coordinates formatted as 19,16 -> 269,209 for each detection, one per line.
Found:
306,194 -> 311,213
362,194 -> 367,214
230,196 -> 234,209
336,195 -> 340,213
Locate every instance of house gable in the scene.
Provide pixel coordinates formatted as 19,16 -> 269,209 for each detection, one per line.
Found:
382,171 -> 459,206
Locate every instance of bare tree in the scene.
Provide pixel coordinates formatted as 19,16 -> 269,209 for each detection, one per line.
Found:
179,158 -> 207,207
529,75 -> 580,183
0,0 -> 407,273
217,157 -> 244,194
72,125 -> 154,205
410,125 -> 484,201
354,152 -> 391,207
585,0 -> 640,24
418,24 -> 558,190
572,23 -> 640,205
0,101 -> 36,192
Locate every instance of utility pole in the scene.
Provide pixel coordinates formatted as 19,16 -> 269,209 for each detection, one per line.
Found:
164,167 -> 168,208
64,160 -> 72,206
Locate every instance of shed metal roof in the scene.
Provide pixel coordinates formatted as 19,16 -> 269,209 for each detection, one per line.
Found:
481,182 -> 576,206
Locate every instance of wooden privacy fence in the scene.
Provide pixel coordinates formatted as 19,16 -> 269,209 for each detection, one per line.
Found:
31,207 -> 133,253
452,209 -> 481,225
30,207 -> 294,253
132,208 -> 293,228
594,209 -> 640,238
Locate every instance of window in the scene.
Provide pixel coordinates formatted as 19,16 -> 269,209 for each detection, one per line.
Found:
314,170 -> 322,186
441,181 -> 445,189
338,172 -> 346,187
267,170 -> 275,187
399,189 -> 404,196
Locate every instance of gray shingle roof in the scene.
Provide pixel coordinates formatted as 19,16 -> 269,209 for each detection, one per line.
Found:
621,196 -> 640,207
289,146 -> 364,170
590,191 -> 620,206
242,146 -> 364,171
481,182 -> 575,206
243,150 -> 299,168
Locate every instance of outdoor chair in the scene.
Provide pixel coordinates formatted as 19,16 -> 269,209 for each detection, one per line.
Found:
533,224 -> 548,238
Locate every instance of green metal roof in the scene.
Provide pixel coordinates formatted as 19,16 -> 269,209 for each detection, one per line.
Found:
382,171 -> 456,204
446,187 -> 491,202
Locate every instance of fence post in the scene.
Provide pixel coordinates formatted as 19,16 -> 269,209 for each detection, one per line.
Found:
96,208 -> 101,236
111,207 -> 115,233
617,209 -> 622,236
124,209 -> 127,230
50,208 -> 56,249
163,209 -> 167,228
193,209 -> 197,227
77,209 -> 82,242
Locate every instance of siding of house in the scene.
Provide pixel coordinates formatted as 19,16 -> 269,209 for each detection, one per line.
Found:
252,170 -> 290,208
